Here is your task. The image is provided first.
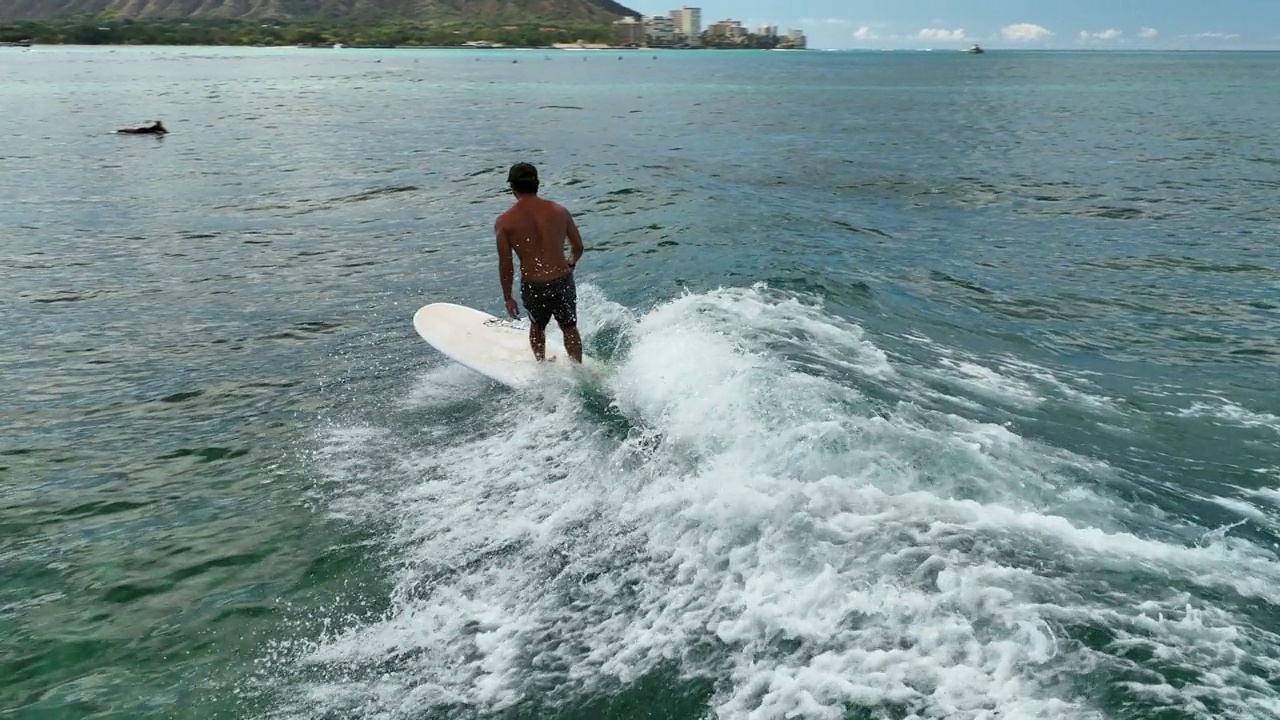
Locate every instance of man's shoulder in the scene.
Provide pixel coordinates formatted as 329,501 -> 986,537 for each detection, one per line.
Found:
541,198 -> 571,215
495,205 -> 519,224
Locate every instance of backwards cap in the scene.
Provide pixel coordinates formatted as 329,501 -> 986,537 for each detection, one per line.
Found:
507,162 -> 538,184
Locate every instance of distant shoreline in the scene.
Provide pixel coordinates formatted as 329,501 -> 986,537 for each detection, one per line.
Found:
0,17 -> 620,49
1,41 -> 796,51
3,18 -> 1273,52
8,44 -> 1279,52
5,41 -> 1277,53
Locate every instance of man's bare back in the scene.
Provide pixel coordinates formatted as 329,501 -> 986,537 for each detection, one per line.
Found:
495,162 -> 585,362
495,196 -> 581,283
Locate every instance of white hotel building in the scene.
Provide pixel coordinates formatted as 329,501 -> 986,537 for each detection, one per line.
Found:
668,6 -> 702,43
612,6 -> 702,46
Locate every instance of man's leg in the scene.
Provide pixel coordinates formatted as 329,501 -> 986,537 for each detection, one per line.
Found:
529,322 -> 548,361
553,276 -> 582,363
562,326 -> 583,363
522,281 -> 553,361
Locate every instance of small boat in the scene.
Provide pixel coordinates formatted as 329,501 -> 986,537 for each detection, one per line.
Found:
968,44 -> 984,54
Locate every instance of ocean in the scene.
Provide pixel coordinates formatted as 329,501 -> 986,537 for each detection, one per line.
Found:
3,45 -> 1280,720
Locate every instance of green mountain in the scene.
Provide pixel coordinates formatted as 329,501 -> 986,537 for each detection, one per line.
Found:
0,0 -> 639,22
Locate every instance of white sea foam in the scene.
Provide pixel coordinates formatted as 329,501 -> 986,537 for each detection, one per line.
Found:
933,357 -> 1044,408
895,333 -> 1125,424
995,356 -> 1122,414
276,285 -> 1280,720
1176,400 -> 1280,435
400,362 -> 492,408
1211,496 -> 1273,525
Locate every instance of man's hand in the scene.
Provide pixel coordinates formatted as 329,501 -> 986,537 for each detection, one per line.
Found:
505,297 -> 520,319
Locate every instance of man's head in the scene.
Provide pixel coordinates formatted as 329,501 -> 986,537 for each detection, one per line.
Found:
507,162 -> 539,195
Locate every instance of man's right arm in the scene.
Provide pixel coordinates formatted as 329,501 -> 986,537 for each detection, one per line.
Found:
565,210 -> 584,268
495,220 -> 515,301
496,219 -> 522,318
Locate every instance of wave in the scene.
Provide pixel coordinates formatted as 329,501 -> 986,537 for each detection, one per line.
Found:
263,284 -> 1280,720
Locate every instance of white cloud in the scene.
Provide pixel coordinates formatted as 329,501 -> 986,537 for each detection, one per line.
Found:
1001,23 -> 1053,42
852,26 -> 879,41
1079,28 -> 1123,41
1189,32 -> 1241,40
1139,27 -> 1158,39
917,27 -> 968,42
822,18 -> 848,26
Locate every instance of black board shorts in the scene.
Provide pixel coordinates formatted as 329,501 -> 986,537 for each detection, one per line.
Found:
520,272 -> 577,330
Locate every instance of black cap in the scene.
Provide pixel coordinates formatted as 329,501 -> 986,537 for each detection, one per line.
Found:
507,162 -> 538,184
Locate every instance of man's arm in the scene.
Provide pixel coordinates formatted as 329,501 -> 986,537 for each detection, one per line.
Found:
495,220 -> 515,301
496,220 -> 521,318
565,211 -> 584,268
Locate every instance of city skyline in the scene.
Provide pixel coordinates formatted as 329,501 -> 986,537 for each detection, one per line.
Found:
624,0 -> 1280,50
614,7 -> 806,49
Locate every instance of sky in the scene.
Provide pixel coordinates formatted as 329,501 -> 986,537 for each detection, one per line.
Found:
625,0 -> 1280,50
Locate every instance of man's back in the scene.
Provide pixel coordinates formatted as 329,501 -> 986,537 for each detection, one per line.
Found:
497,196 -> 574,283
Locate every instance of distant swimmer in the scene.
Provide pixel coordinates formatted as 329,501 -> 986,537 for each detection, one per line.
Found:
116,120 -> 167,135
493,162 -> 585,363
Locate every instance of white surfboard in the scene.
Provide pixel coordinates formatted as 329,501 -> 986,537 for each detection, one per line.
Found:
412,302 -> 596,389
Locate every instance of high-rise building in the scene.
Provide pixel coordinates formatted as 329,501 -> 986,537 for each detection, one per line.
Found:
644,15 -> 677,45
783,28 -> 807,48
706,19 -> 747,42
668,6 -> 702,42
612,16 -> 645,46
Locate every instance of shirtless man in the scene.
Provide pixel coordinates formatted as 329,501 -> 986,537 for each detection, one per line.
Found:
494,162 -> 585,363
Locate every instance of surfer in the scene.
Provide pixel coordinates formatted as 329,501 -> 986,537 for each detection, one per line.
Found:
494,162 -> 585,363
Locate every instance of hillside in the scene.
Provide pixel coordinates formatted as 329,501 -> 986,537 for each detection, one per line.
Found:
0,0 -> 638,22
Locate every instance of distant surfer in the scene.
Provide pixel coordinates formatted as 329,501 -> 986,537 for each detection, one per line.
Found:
494,162 -> 585,363
116,120 -> 167,135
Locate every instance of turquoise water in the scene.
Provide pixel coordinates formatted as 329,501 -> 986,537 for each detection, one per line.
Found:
3,45 -> 1280,719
